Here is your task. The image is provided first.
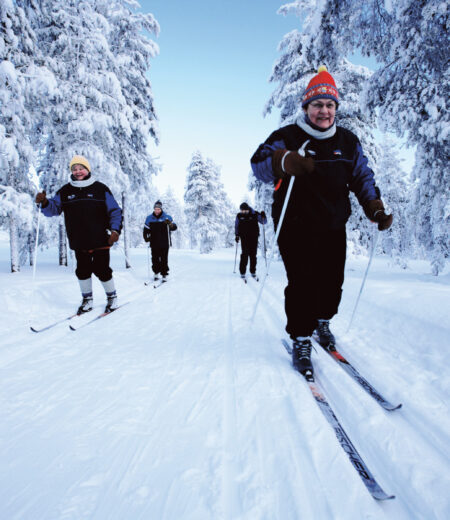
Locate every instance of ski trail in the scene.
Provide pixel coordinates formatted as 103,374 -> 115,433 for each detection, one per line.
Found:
251,335 -> 337,518
221,281 -> 240,519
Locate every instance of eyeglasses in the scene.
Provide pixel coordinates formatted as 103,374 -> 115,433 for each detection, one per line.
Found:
309,102 -> 336,111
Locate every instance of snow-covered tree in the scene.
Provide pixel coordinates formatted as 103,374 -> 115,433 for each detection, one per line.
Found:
375,135 -> 413,266
99,0 -> 160,195
0,0 -> 55,271
358,1 -> 448,274
278,0 -> 449,273
184,151 -> 228,254
223,197 -> 238,249
161,187 -> 189,249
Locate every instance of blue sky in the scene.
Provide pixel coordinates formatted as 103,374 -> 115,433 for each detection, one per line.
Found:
139,0 -> 295,205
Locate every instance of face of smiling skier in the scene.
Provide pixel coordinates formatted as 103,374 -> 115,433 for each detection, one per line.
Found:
71,164 -> 89,180
303,98 -> 337,129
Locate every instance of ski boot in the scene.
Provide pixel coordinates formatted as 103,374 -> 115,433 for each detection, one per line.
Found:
315,320 -> 336,352
105,293 -> 119,313
77,296 -> 93,315
154,274 -> 160,281
292,337 -> 314,380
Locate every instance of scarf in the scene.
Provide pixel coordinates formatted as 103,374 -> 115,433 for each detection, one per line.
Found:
296,114 -> 336,140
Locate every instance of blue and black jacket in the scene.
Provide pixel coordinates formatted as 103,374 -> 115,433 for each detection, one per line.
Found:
143,211 -> 177,249
235,207 -> 267,241
251,124 -> 378,230
42,179 -> 122,251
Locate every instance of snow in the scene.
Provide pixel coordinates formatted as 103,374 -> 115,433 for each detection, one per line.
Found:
0,234 -> 449,519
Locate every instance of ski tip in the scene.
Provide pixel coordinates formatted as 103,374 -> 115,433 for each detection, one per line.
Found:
30,327 -> 39,333
374,492 -> 396,501
69,325 -> 77,331
386,403 -> 402,412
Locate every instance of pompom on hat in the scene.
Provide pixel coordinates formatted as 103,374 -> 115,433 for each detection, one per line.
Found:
302,65 -> 339,107
69,155 -> 91,172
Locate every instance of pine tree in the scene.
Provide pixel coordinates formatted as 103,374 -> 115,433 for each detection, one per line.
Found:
184,151 -> 228,254
0,0 -> 54,271
100,0 -> 160,196
375,135 -> 413,267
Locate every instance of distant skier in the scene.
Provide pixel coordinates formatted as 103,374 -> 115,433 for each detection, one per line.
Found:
235,202 -> 267,280
143,201 -> 177,281
35,155 -> 123,314
250,66 -> 393,377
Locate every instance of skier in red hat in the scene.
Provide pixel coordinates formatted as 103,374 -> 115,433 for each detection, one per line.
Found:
250,66 -> 393,377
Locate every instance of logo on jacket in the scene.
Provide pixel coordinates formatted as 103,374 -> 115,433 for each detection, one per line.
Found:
68,194 -> 75,200
87,193 -> 93,197
306,149 -> 316,156
333,149 -> 342,156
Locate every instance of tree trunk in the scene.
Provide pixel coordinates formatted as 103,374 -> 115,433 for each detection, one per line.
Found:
9,213 -> 20,272
59,221 -> 67,266
122,192 -> 131,268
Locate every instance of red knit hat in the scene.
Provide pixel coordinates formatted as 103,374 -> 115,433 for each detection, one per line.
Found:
302,65 -> 339,107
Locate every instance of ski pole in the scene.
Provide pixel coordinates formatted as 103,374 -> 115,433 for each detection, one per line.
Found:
233,241 -> 238,273
147,245 -> 151,282
29,204 -> 42,322
347,228 -> 379,332
251,140 -> 310,323
167,222 -> 172,247
262,222 -> 267,270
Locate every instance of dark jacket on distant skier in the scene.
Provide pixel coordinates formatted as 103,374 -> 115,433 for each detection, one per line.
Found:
251,124 -> 378,230
41,178 -> 122,251
235,206 -> 267,241
143,211 -> 177,249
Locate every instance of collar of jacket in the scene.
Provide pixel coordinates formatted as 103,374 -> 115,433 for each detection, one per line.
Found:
69,176 -> 96,188
296,114 -> 336,140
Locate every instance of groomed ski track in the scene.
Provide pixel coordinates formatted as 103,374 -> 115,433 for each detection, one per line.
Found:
0,246 -> 449,520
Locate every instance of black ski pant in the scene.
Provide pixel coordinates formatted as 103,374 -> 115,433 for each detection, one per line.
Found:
278,224 -> 346,339
75,248 -> 113,282
151,246 -> 169,276
239,237 -> 258,275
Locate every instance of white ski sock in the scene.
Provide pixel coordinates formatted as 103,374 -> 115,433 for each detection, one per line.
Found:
101,278 -> 116,295
78,278 -> 92,297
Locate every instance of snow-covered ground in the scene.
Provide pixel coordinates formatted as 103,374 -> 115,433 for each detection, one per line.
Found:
1,235 -> 449,520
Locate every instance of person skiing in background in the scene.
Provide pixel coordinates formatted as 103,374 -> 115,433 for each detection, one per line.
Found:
143,201 -> 177,281
250,66 -> 393,377
235,202 -> 267,280
35,155 -> 123,314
